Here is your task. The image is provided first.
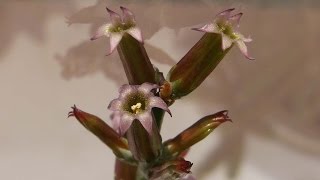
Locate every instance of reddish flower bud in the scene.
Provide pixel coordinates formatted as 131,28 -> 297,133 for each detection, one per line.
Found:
68,105 -> 133,161
163,110 -> 232,157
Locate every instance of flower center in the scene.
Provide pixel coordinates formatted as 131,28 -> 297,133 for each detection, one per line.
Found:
131,102 -> 142,114
109,22 -> 135,33
217,21 -> 238,40
122,92 -> 147,114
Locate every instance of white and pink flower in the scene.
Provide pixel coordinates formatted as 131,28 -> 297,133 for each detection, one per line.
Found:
193,8 -> 254,60
108,83 -> 171,135
91,7 -> 143,55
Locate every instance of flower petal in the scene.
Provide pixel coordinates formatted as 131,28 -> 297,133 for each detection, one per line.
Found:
215,8 -> 235,21
236,40 -> 255,60
229,12 -> 243,28
110,111 -> 121,133
108,99 -> 122,111
106,7 -> 121,24
120,6 -> 135,24
119,84 -> 136,99
149,96 -> 172,116
126,27 -> 143,43
120,113 -> 135,135
221,34 -> 233,50
236,33 -> 252,42
138,82 -> 159,94
137,112 -> 153,134
90,24 -> 111,40
107,33 -> 123,55
191,23 -> 219,33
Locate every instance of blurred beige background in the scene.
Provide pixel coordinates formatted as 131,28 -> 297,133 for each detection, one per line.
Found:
1,0 -> 320,180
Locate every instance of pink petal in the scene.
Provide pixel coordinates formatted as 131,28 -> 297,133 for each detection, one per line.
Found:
126,27 -> 143,43
108,99 -> 122,111
243,36 -> 252,43
236,40 -> 255,60
138,82 -> 159,94
110,112 -> 121,133
119,84 -> 135,99
120,113 -> 134,135
106,7 -> 121,24
229,13 -> 243,28
90,24 -> 111,40
237,33 -> 252,42
215,8 -> 235,21
221,34 -> 233,50
137,112 -> 153,134
149,97 -> 172,116
191,23 -> 219,33
107,33 -> 123,55
120,6 -> 135,24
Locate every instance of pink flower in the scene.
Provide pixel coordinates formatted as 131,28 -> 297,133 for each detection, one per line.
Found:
193,8 -> 254,60
108,83 -> 171,135
91,6 -> 143,55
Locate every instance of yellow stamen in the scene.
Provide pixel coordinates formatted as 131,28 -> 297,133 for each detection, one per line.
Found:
131,102 -> 142,114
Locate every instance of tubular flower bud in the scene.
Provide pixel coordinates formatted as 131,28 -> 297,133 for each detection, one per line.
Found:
68,105 -> 133,161
163,110 -> 231,157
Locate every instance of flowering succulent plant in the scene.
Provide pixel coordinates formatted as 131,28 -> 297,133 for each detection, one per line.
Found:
68,6 -> 253,180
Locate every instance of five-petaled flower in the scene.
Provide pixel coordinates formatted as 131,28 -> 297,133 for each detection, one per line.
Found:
108,83 -> 171,135
193,8 -> 254,60
91,6 -> 143,55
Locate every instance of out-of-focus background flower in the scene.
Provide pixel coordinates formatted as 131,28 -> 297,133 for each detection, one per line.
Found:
1,0 -> 319,179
